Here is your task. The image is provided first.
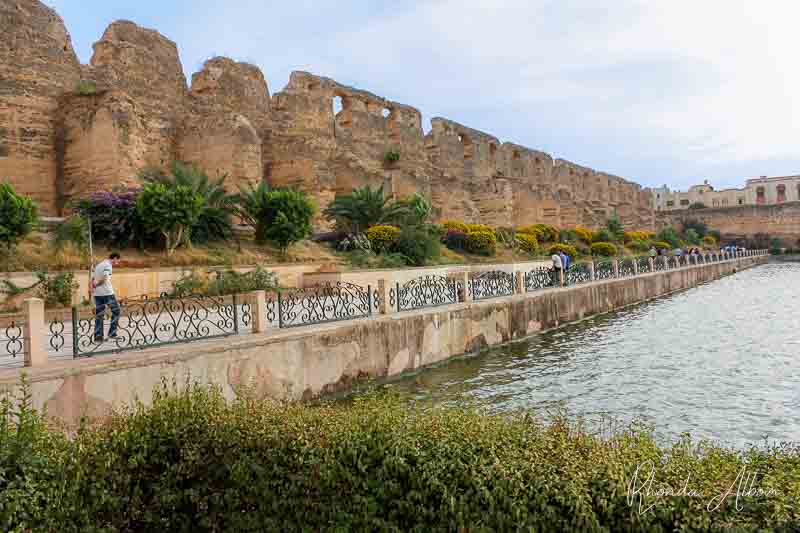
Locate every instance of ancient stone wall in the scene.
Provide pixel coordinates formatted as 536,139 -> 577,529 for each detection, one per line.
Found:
657,203 -> 800,246
0,0 -> 81,214
2,0 -> 656,230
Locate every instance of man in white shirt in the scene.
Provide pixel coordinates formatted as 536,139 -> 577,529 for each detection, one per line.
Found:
551,252 -> 563,287
93,252 -> 122,342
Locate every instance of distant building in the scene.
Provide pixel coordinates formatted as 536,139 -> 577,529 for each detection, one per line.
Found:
653,175 -> 800,211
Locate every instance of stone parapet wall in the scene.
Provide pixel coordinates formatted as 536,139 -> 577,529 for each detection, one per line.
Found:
3,0 -> 655,230
0,254 -> 766,426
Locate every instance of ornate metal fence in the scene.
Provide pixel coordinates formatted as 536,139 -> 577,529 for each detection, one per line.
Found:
653,257 -> 666,271
72,293 -> 239,357
276,282 -> 374,328
565,263 -> 591,285
637,257 -> 651,274
1,321 -> 24,362
619,259 -> 635,277
391,275 -> 459,312
594,260 -> 616,281
469,271 -> 515,300
524,267 -> 555,292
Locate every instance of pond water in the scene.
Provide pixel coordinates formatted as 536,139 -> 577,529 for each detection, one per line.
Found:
373,262 -> 800,448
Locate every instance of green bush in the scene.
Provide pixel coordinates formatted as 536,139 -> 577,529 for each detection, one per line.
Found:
52,214 -> 89,253
441,220 -> 469,233
74,80 -> 97,95
518,223 -> 558,243
605,214 -> 624,241
590,242 -> 618,256
2,382 -> 798,531
515,232 -> 539,254
685,228 -> 701,245
136,183 -> 203,256
547,243 -> 578,259
593,228 -> 615,243
140,162 -> 235,244
365,224 -> 401,253
466,230 -> 496,256
0,183 -> 38,253
688,202 -> 707,209
171,267 -> 278,297
465,223 -> 493,233
384,148 -> 400,163
397,193 -> 433,225
495,227 -> 516,249
656,227 -> 682,248
573,226 -> 594,243
237,184 -> 315,253
323,185 -> 409,234
626,239 -> 650,253
394,225 -> 441,266
703,235 -> 717,247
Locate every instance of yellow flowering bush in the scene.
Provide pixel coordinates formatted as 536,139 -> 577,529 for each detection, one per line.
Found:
590,242 -> 618,256
465,223 -> 493,233
441,220 -> 469,233
466,230 -> 497,256
546,243 -> 578,259
515,233 -> 539,254
366,224 -> 401,253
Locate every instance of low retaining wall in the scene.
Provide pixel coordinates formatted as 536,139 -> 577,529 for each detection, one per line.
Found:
0,255 -> 766,426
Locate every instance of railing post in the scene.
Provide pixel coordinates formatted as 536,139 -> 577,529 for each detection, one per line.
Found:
232,293 -> 239,334
649,257 -> 654,272
588,262 -> 596,282
515,271 -> 524,294
613,259 -> 620,278
71,306 -> 79,358
252,290 -> 267,333
633,258 -> 639,275
462,272 -> 473,302
377,279 -> 390,314
22,298 -> 46,367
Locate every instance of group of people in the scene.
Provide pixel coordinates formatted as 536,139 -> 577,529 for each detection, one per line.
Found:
550,250 -> 572,286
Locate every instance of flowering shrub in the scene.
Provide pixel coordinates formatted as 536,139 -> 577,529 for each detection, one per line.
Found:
515,233 -> 539,254
572,227 -> 594,243
440,220 -> 469,233
518,224 -> 558,243
76,189 -> 144,248
546,243 -> 578,259
366,225 -> 401,253
466,230 -> 496,256
702,235 -> 717,247
590,242 -> 618,256
465,223 -> 493,233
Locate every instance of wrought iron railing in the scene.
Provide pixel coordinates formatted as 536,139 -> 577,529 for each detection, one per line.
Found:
72,293 -> 239,357
594,260 -> 616,281
654,257 -> 666,271
390,275 -> 459,312
618,259 -> 635,277
1,321 -> 24,361
524,267 -> 555,292
469,271 -> 515,300
276,282 -> 375,328
565,263 -> 591,285
637,257 -> 651,273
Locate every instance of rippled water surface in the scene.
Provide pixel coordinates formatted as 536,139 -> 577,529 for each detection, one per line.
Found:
377,263 -> 800,447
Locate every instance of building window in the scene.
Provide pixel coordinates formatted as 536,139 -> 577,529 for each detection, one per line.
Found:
738,198 -> 743,205
756,186 -> 765,204
713,199 -> 719,207
680,199 -> 690,206
777,184 -> 786,203
722,199 -> 728,205
666,200 -> 674,207
657,193 -> 660,199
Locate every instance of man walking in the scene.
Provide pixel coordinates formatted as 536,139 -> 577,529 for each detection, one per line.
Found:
93,252 -> 122,343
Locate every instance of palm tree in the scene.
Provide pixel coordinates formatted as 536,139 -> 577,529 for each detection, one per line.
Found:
235,181 -> 271,244
139,162 -> 235,244
323,184 -> 410,234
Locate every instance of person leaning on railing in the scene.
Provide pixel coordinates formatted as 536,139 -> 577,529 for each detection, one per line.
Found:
92,252 -> 122,343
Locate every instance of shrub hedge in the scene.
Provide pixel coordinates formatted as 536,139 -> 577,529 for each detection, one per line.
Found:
547,243 -> 578,259
466,230 -> 497,255
573,226 -> 594,243
441,220 -> 469,233
518,223 -> 559,243
465,223 -> 493,233
591,242 -> 618,256
365,224 -> 401,253
1,382 -> 798,531
515,232 -> 539,254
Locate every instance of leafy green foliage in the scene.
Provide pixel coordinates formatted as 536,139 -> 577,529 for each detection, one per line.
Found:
441,220 -> 469,233
394,225 -> 441,266
323,185 -> 409,234
466,230 -> 496,256
684,228 -> 701,245
74,80 -> 97,95
136,183 -> 203,256
592,228 -> 615,243
626,239 -> 650,253
0,183 -> 38,252
2,382 -> 797,531
171,267 -> 278,297
590,242 -> 618,256
605,214 -> 624,242
36,271 -> 77,307
383,148 -> 400,163
656,227 -> 682,248
651,240 -> 671,251
75,190 -> 144,248
495,227 -> 516,249
518,223 -> 558,243
688,202 -> 707,209
246,188 -> 315,253
336,233 -> 372,252
397,193 -> 433,225
140,162 -> 235,244
52,214 -> 89,253
682,218 -> 708,238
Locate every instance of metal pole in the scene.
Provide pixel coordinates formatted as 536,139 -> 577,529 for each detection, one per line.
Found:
232,293 -> 239,334
87,216 -> 94,304
71,306 -> 79,358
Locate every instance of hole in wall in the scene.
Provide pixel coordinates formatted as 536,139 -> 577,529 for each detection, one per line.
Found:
513,150 -> 521,160
382,107 -> 391,119
332,96 -> 343,115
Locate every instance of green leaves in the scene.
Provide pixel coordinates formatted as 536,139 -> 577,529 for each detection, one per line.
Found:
323,184 -> 410,234
236,184 -> 315,253
136,183 -> 203,256
0,183 -> 38,252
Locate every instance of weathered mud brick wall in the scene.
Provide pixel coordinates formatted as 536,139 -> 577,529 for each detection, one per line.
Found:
0,0 -> 81,214
657,202 -> 800,246
1,0 -> 656,230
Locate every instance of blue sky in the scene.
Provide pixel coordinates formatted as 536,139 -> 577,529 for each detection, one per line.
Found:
47,0 -> 800,191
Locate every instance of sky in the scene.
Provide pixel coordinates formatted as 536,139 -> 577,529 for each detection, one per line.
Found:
46,0 -> 800,191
